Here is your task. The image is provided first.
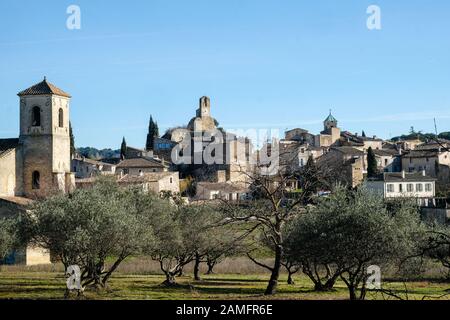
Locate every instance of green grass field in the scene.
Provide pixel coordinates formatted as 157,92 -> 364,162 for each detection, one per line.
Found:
0,271 -> 449,300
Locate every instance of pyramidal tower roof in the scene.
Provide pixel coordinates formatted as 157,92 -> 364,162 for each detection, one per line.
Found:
324,110 -> 337,123
17,77 -> 71,98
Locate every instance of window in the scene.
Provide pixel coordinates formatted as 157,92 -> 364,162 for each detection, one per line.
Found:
407,184 -> 413,192
170,177 -> 173,183
425,183 -> 432,192
416,184 -> 423,192
300,159 -> 304,167
32,171 -> 40,189
384,159 -> 388,166
387,184 -> 394,193
399,184 -> 403,192
32,106 -> 41,126
58,108 -> 64,127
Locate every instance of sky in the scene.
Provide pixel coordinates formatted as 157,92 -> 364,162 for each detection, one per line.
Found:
0,0 -> 449,149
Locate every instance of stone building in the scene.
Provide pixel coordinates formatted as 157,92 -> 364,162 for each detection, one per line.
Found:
318,146 -> 365,188
160,96 -> 253,185
0,78 -> 75,199
118,171 -> 180,194
195,181 -> 250,201
401,145 -> 450,182
72,157 -> 116,178
0,78 -> 75,265
315,112 -> 341,147
116,157 -> 168,176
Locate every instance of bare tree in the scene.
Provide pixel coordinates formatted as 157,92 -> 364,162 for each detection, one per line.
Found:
220,154 -> 330,295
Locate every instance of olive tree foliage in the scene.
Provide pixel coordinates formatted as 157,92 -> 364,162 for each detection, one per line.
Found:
20,178 -> 156,292
285,187 -> 424,300
0,217 -> 16,262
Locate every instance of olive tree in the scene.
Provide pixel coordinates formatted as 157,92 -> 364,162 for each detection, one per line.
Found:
20,178 -> 155,293
285,187 -> 423,299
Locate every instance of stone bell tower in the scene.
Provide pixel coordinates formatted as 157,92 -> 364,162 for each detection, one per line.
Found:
18,77 -> 75,198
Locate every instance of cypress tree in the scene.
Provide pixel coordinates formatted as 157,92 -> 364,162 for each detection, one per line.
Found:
120,137 -> 127,160
367,147 -> 378,178
361,130 -> 366,138
146,115 -> 160,151
69,121 -> 75,158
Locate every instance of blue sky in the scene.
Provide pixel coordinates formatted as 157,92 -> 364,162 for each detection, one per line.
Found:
1,0 -> 449,149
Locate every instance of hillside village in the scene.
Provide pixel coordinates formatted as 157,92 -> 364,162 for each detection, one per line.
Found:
1,78 -> 450,265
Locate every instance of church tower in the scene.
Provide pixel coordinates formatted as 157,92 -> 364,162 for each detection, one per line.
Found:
324,110 -> 338,132
18,78 -> 75,198
196,96 -> 211,118
188,96 -> 216,132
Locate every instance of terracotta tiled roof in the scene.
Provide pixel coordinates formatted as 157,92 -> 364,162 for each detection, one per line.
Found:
17,78 -> 71,98
118,172 -> 176,183
331,146 -> 364,156
402,150 -> 441,158
373,149 -> 398,157
116,157 -> 165,169
0,138 -> 19,158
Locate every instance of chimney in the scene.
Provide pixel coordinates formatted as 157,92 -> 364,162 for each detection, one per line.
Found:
401,170 -> 406,179
422,170 -> 426,177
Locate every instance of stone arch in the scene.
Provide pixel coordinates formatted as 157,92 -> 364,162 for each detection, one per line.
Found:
32,106 -> 41,127
58,108 -> 64,128
32,171 -> 40,190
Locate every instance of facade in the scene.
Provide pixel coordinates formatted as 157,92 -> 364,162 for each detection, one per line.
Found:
118,171 -> 180,194
373,149 -> 401,172
366,171 -> 436,199
195,182 -> 250,201
402,149 -> 450,179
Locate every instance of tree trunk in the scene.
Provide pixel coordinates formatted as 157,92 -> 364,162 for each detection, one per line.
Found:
162,272 -> 177,286
265,245 -> 282,295
349,286 -> 357,300
194,253 -> 201,281
287,272 -> 295,285
206,258 -> 216,274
